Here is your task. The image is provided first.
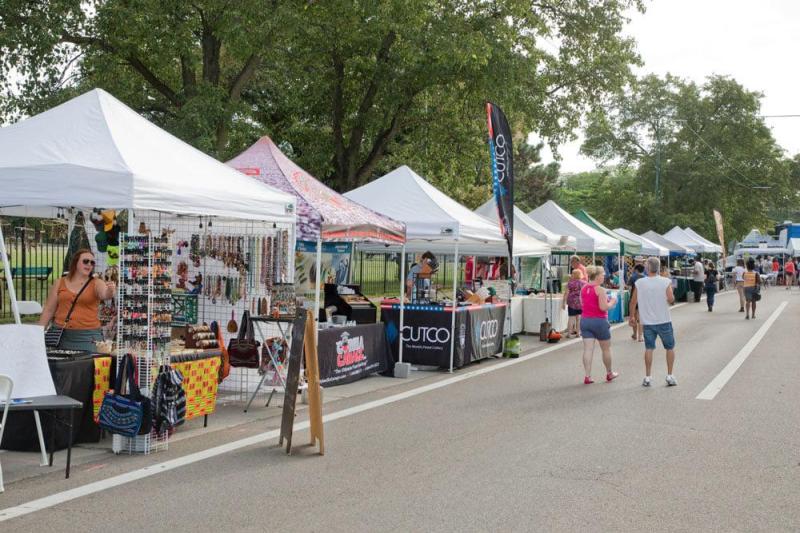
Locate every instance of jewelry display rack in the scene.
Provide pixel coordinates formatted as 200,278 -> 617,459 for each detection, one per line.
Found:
113,232 -> 173,454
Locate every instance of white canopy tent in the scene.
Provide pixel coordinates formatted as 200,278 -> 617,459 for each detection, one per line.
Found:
641,231 -> 694,256
346,165 -> 528,372
0,88 -> 297,324
527,201 -> 619,255
663,226 -> 714,254
683,227 -> 723,254
613,228 -> 669,257
474,199 -> 575,250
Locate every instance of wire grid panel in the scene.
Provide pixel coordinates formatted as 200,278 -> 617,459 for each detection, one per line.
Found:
129,212 -> 294,399
113,231 -> 172,455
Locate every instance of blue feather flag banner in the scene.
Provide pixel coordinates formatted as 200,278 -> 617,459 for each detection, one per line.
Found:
486,102 -> 514,269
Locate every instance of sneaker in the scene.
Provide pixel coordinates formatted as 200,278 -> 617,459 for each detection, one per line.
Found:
739,307 -> 744,312
584,376 -> 594,385
746,315 -> 750,320
606,371 -> 619,382
665,375 -> 677,386
642,377 -> 651,387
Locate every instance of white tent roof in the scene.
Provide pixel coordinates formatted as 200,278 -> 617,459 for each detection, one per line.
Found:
527,201 -> 619,254
683,227 -> 723,253
664,227 -> 713,254
641,231 -> 694,255
613,228 -> 669,257
0,89 -> 296,222
788,239 -> 800,256
474,199 -> 576,249
345,165 -> 515,255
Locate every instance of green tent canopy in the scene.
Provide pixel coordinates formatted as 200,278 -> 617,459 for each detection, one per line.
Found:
573,210 -> 642,256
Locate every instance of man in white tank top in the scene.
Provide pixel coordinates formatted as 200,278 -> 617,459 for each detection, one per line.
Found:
629,257 -> 677,387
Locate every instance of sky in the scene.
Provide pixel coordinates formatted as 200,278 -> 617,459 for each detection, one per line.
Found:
544,0 -> 800,174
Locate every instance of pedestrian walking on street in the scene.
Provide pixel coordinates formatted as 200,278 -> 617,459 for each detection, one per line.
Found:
628,262 -> 646,341
579,266 -> 619,384
691,257 -> 705,303
561,269 -> 585,338
743,258 -> 761,320
734,258 -> 746,312
629,257 -> 678,387
784,257 -> 795,290
704,260 -> 719,312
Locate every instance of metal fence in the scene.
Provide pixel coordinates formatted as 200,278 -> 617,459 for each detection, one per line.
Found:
0,220 -> 68,320
350,251 -> 465,298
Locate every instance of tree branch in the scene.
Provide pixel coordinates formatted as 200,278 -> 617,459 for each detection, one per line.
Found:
331,51 -> 346,184
353,103 -> 408,187
344,30 -> 397,174
229,54 -> 261,101
61,32 -> 181,106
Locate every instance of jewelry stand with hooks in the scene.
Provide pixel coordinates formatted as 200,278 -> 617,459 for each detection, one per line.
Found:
113,231 -> 173,455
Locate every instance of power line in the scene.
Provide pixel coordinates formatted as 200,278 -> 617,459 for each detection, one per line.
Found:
675,120 -> 768,189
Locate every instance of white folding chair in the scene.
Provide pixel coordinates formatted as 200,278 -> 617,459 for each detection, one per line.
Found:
0,374 -> 13,492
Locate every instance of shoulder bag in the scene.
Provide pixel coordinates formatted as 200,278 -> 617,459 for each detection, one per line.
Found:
228,310 -> 260,368
44,276 -> 95,348
98,354 -> 153,437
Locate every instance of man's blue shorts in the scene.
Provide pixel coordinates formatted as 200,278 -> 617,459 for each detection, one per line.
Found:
643,322 -> 675,350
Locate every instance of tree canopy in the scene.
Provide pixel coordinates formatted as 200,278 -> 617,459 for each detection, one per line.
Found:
0,0 -> 642,204
578,74 -> 796,241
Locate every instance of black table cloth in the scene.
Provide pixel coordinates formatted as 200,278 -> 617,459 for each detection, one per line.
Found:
2,355 -> 98,451
317,323 -> 393,387
381,303 -> 507,369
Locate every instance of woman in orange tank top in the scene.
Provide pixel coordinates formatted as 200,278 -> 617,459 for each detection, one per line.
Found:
39,249 -> 116,351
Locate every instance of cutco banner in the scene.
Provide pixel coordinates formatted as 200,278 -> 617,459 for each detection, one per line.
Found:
465,304 -> 506,359
487,102 -> 514,266
382,307 -> 460,368
382,304 -> 506,368
317,324 -> 392,387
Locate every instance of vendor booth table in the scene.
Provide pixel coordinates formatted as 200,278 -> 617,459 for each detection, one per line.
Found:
519,296 -> 568,334
381,302 -> 506,369
317,323 -> 393,386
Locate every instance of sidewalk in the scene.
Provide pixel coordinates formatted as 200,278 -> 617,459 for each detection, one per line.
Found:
0,334 -> 547,488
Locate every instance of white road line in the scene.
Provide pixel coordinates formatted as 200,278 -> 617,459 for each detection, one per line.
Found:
696,300 -> 788,401
0,301 -> 699,522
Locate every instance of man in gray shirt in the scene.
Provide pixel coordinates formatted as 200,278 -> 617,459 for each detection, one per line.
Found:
629,257 -> 677,387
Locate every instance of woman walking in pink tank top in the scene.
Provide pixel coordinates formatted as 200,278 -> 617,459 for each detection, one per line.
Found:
579,266 -> 619,384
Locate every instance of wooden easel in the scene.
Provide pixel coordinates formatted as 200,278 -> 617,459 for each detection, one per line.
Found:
278,309 -> 324,455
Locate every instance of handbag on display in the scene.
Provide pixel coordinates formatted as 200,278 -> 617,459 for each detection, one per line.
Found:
228,310 -> 260,368
98,354 -> 153,438
44,276 -> 95,348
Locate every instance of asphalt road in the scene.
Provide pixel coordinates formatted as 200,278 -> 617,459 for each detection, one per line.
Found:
2,289 -> 799,532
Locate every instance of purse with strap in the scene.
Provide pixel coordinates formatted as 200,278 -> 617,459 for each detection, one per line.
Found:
44,276 -> 95,348
98,354 -> 153,437
228,310 -> 260,368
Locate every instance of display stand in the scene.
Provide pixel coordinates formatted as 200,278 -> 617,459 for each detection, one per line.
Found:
113,233 -> 172,455
244,316 -> 297,412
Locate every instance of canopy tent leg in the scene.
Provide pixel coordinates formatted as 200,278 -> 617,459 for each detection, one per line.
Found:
393,245 -> 411,378
398,245 -> 406,363
313,235 -> 323,343
0,222 -> 21,324
448,243 -> 459,374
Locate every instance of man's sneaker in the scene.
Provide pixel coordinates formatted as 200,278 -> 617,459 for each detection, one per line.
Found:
642,377 -> 652,387
584,376 -> 594,385
606,371 -> 619,382
665,375 -> 677,386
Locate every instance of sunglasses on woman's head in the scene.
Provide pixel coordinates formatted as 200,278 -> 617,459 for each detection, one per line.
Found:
82,259 -> 96,266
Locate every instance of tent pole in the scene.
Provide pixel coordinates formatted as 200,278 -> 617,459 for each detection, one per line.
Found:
313,235 -> 323,343
398,245 -> 406,363
0,222 -> 21,324
449,242 -> 459,373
